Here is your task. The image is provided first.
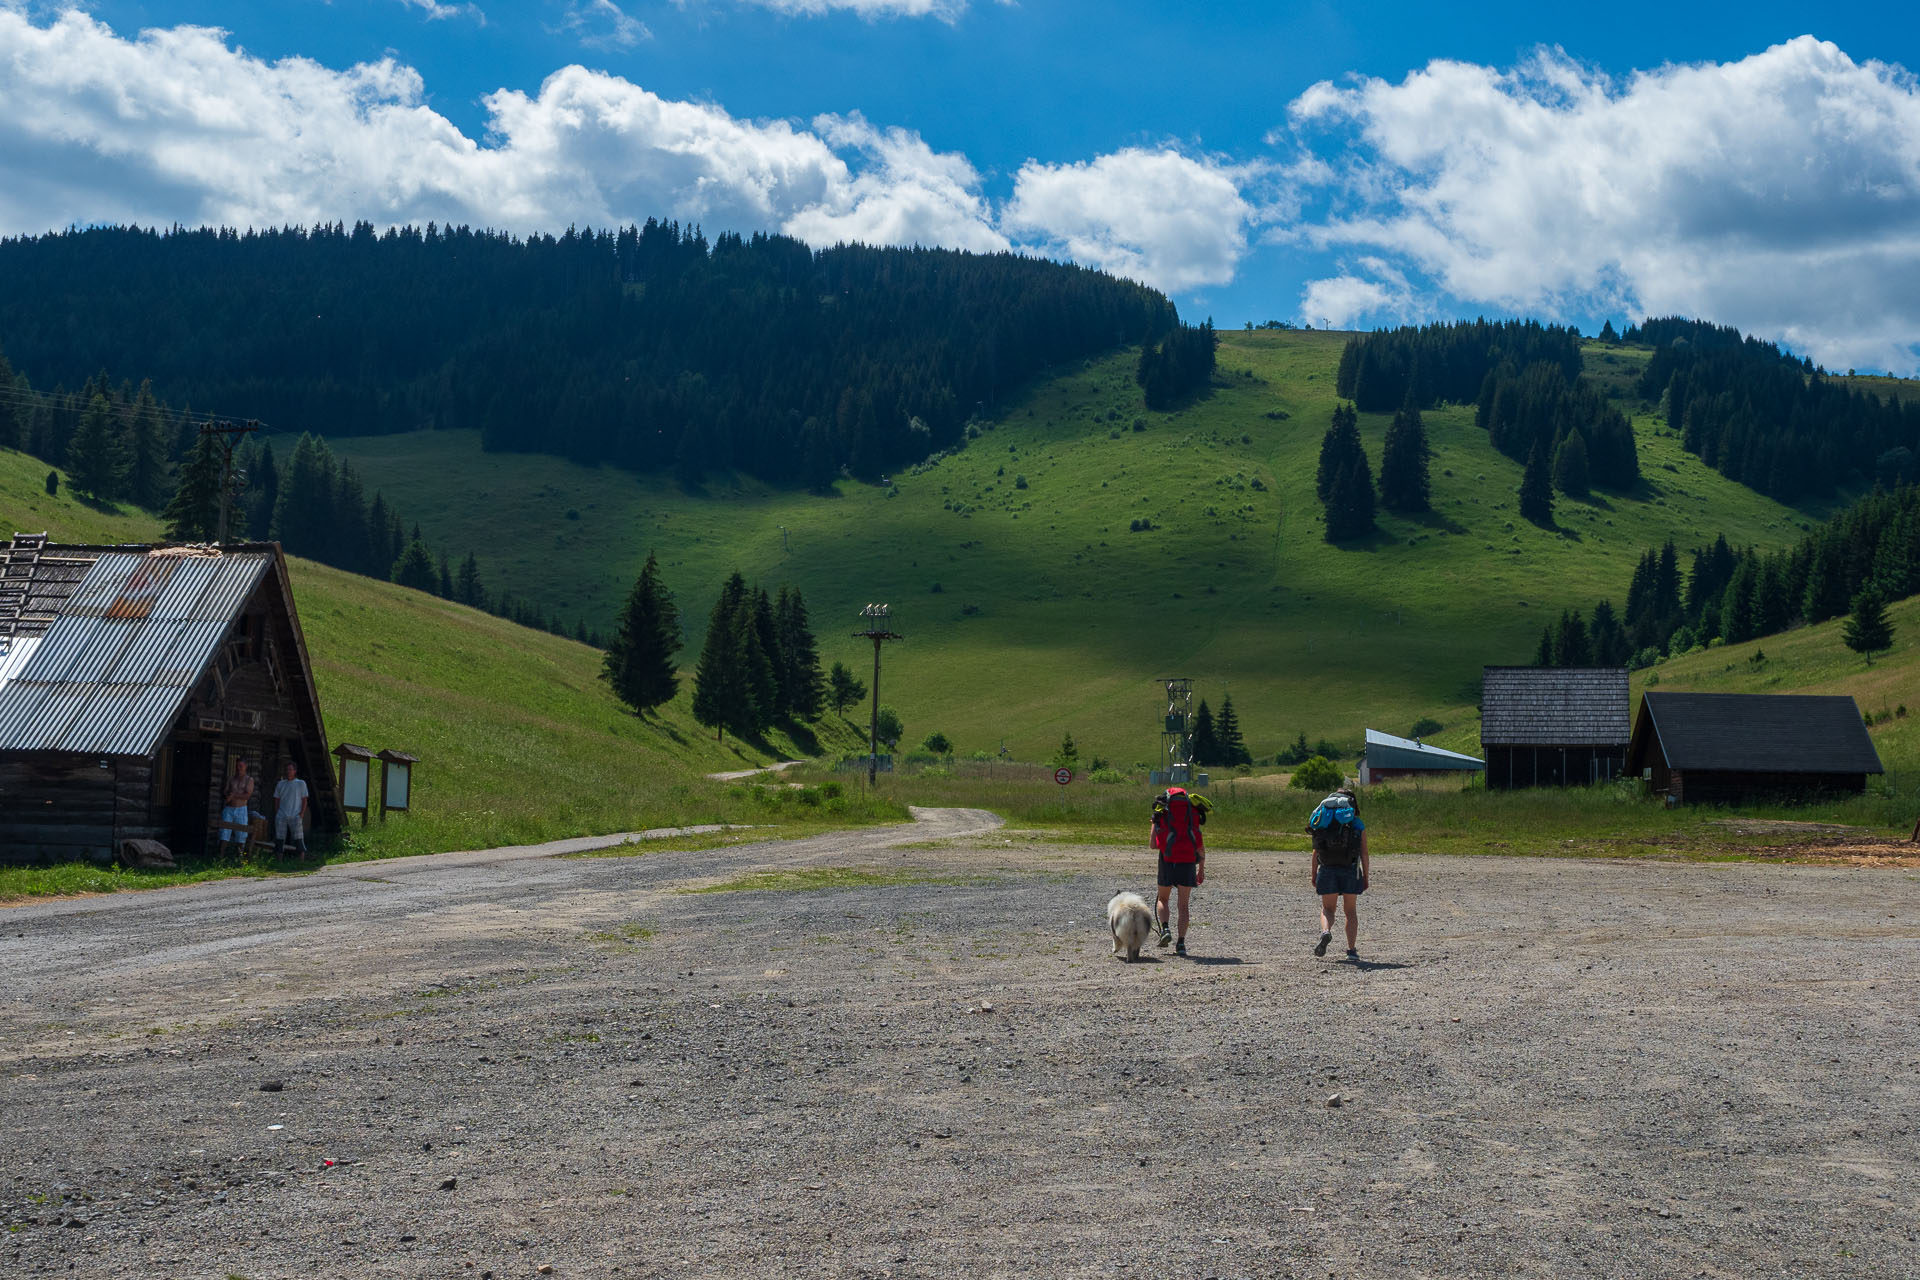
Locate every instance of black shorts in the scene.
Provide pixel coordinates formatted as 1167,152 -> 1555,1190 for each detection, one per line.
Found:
1157,857 -> 1198,888
1315,862 -> 1364,895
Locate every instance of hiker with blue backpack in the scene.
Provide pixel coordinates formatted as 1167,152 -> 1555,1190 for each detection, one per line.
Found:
1150,785 -> 1212,955
1309,787 -> 1369,959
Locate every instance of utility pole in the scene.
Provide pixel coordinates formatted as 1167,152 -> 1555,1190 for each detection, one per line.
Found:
853,603 -> 903,786
199,419 -> 262,544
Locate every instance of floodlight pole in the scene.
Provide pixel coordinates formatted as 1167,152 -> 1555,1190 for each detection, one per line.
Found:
853,604 -> 903,786
199,419 -> 262,544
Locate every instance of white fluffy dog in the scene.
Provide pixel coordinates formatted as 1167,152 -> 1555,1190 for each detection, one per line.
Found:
1107,891 -> 1155,961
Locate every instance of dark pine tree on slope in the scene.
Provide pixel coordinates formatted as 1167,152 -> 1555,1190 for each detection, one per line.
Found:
693,573 -> 755,741
1316,403 -> 1359,502
1378,397 -> 1431,513
1552,429 -> 1590,497
1190,700 -> 1221,767
66,393 -> 127,499
1842,587 -> 1894,663
391,537 -> 437,593
603,552 -> 681,714
776,587 -> 826,720
162,431 -> 224,541
1216,693 -> 1252,767
1519,439 -> 1554,526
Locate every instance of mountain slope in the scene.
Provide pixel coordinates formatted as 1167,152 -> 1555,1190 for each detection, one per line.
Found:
325,329 -> 1833,766
0,446 -> 877,857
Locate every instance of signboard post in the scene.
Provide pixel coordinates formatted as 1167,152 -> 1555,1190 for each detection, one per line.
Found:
1054,767 -> 1072,786
332,743 -> 374,827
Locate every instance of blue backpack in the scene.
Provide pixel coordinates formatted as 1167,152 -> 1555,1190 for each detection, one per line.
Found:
1308,791 -> 1362,866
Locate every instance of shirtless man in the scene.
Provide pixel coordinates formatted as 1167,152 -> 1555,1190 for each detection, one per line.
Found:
220,759 -> 255,846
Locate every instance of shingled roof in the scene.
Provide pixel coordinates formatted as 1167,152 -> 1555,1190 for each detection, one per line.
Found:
1481,666 -> 1630,746
1629,692 -> 1884,775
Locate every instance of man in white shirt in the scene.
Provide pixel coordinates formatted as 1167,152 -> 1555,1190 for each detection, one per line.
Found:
273,760 -> 311,860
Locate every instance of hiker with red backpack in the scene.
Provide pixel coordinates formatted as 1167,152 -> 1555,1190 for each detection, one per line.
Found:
1150,785 -> 1212,955
1308,788 -> 1369,960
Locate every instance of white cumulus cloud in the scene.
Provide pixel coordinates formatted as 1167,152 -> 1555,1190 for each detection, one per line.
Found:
781,113 -> 1007,251
0,9 -> 1261,303
1284,37 -> 1920,373
1000,148 -> 1255,294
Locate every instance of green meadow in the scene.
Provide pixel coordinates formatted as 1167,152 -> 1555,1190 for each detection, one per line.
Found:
1,445 -> 898,895
327,330 -> 1830,767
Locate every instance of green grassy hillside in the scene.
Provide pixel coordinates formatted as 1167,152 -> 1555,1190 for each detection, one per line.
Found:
1,447 -> 885,862
326,330 -> 1833,767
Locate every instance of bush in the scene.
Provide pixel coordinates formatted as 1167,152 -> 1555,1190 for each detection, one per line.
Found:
1089,768 -> 1130,784
922,731 -> 952,756
1407,717 -> 1443,739
1288,756 -> 1346,791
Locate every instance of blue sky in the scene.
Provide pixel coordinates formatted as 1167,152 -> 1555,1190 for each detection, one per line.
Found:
5,1 -> 1920,370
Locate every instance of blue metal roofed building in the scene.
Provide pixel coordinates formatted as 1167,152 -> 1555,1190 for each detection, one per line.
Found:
1358,729 -> 1485,785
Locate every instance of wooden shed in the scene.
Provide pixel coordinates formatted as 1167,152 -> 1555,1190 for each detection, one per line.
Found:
0,535 -> 339,863
1358,729 -> 1484,785
1626,691 -> 1883,805
1480,666 -> 1630,789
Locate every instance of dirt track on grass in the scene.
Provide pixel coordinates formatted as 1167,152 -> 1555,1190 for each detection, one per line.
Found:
3,809 -> 1918,1278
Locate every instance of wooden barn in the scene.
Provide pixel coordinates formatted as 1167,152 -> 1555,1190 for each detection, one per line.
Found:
0,535 -> 339,863
1480,666 -> 1630,789
1358,728 -> 1484,785
1626,691 -> 1884,805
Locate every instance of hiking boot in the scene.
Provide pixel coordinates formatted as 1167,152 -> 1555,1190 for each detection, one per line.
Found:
1345,948 -> 1359,961
1175,939 -> 1188,957
1314,931 -> 1331,957
1158,924 -> 1173,948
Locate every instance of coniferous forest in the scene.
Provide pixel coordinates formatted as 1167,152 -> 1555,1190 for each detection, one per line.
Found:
0,222 -> 1176,486
1628,316 -> 1920,501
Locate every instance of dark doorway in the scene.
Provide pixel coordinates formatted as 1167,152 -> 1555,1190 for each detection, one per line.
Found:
169,741 -> 213,855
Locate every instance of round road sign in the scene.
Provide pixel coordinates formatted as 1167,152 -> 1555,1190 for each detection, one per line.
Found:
1054,767 -> 1072,785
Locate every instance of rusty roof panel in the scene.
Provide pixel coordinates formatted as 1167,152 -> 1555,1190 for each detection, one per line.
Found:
0,550 -> 271,756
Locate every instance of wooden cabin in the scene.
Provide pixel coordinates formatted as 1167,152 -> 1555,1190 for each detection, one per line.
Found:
1480,666 -> 1630,789
0,535 -> 339,863
1626,691 -> 1883,805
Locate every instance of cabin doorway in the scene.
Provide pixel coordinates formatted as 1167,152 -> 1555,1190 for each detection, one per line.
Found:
169,741 -> 213,854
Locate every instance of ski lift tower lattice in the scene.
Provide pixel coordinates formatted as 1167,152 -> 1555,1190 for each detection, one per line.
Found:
1160,677 -> 1195,785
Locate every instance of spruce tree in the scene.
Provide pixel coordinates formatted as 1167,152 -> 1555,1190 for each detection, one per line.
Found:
454,552 -> 485,608
776,587 -> 826,720
1378,396 -> 1431,513
1842,587 -> 1894,663
66,393 -> 127,499
390,537 -> 436,592
744,588 -> 782,730
603,552 -> 681,713
1589,600 -> 1629,667
1316,403 -> 1360,502
693,573 -> 753,741
1551,430 -> 1590,496
161,431 -> 225,541
1191,700 -> 1221,767
827,661 -> 866,714
1519,438 -> 1554,525
272,433 -> 338,560
1553,609 -> 1592,666
1534,624 -> 1555,667
1325,456 -> 1377,542
1216,693 -> 1252,766
126,383 -> 169,509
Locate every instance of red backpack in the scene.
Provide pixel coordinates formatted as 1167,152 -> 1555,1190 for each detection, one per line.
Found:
1153,787 -> 1204,862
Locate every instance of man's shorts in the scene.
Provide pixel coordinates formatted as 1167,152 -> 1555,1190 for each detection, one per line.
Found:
1315,862 -> 1364,895
1157,857 -> 1198,888
219,805 -> 249,843
274,811 -> 305,843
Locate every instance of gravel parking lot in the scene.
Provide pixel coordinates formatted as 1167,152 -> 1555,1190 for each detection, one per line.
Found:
3,808 -> 1917,1278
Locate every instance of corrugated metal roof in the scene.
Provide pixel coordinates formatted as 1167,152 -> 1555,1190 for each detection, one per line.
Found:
0,550 -> 271,756
1481,666 -> 1630,746
1363,728 -> 1485,771
1633,692 -> 1884,775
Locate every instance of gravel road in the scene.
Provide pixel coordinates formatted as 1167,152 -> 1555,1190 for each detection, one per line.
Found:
3,808 -> 1917,1278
